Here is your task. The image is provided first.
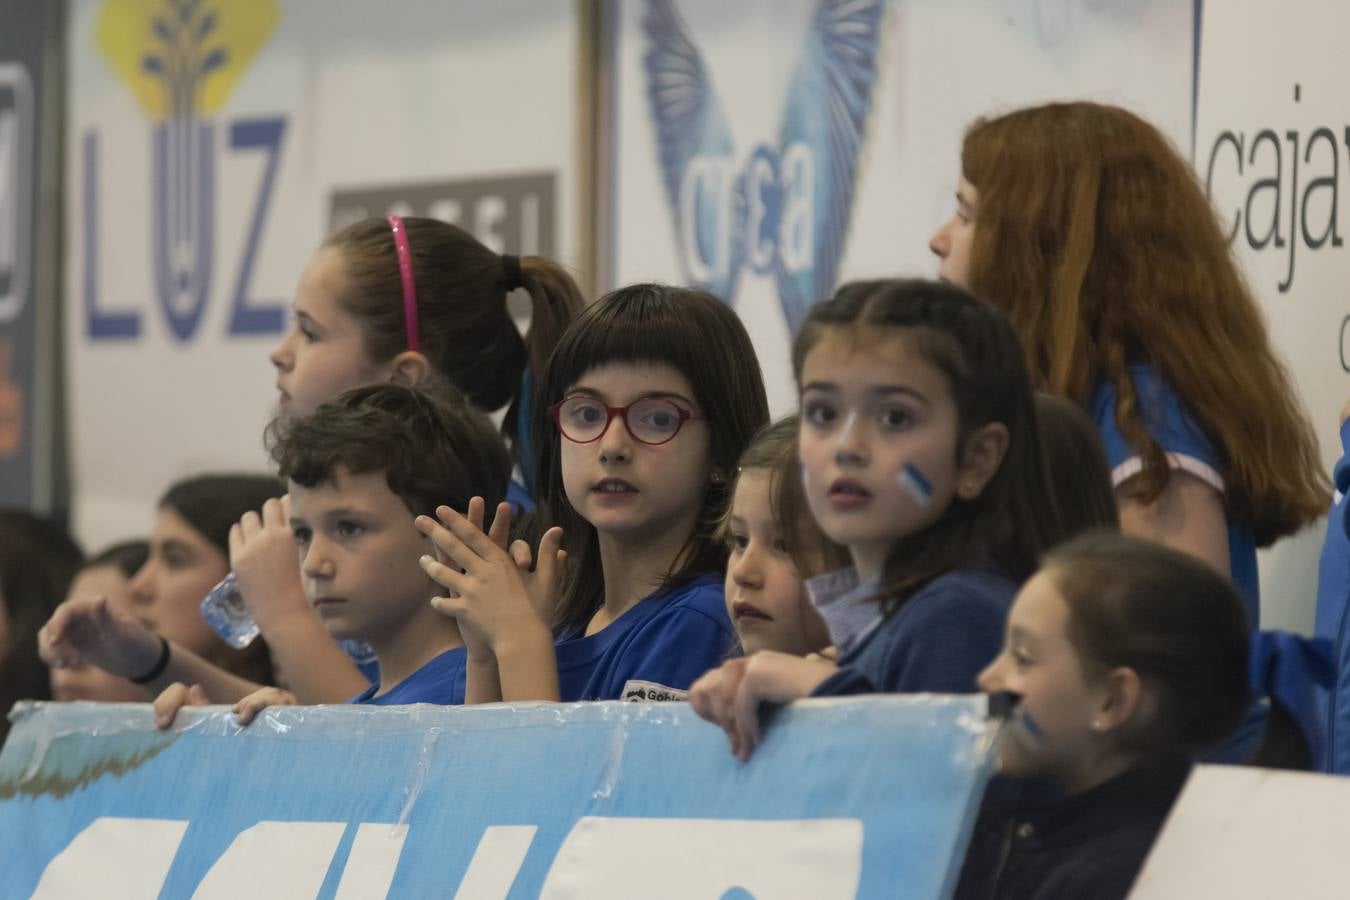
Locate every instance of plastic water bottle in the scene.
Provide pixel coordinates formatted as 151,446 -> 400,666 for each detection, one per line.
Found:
199,572 -> 376,664
200,572 -> 259,649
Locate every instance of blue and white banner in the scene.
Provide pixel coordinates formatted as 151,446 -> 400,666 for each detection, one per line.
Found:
0,697 -> 997,899
607,0 -> 1194,414
65,0 -> 585,549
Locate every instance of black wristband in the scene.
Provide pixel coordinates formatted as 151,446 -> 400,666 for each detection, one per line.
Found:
129,635 -> 171,685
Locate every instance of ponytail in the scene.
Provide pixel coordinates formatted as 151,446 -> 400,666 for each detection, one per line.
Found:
504,256 -> 585,494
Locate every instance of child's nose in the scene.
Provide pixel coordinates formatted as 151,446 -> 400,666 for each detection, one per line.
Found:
269,334 -> 294,371
730,548 -> 762,589
977,657 -> 1005,693
597,415 -> 632,462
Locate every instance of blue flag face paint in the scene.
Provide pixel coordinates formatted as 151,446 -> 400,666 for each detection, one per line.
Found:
896,462 -> 933,508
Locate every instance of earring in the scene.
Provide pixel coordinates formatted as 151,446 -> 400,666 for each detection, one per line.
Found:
1091,719 -> 1104,731
710,471 -> 725,485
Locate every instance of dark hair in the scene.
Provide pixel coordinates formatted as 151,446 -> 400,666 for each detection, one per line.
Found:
793,279 -> 1063,612
534,284 -> 770,634
84,539 -> 150,580
0,511 -> 84,738
160,475 -> 286,558
268,380 -> 511,519
324,217 -> 584,483
723,415 -> 849,577
1043,532 -> 1309,766
1034,392 -> 1119,540
158,475 -> 283,686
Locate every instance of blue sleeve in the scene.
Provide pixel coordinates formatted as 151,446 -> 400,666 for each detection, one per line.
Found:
1091,366 -> 1222,481
812,667 -> 878,697
607,601 -> 737,697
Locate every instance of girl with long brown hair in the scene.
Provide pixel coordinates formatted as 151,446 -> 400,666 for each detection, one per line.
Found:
929,101 -> 1327,630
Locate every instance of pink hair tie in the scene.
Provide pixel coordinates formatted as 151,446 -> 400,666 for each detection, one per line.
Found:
387,215 -> 420,352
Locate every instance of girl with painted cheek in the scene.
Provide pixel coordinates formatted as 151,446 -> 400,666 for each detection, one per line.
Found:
417,284 -> 770,703
956,532 -> 1329,900
692,278 -> 1068,761
720,416 -> 842,658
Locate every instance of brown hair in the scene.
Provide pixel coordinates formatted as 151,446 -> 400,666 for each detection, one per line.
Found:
1046,531 -> 1306,768
268,380 -> 511,520
1034,392 -> 1119,540
794,279 -> 1067,611
0,511 -> 83,740
324,217 -> 584,482
962,102 -> 1326,545
534,284 -> 770,634
721,416 -> 849,577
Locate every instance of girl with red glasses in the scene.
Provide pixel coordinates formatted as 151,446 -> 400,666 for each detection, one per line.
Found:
418,283 -> 769,702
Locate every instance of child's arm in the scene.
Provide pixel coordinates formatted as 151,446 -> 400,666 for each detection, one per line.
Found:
231,497 -> 369,703
40,595 -> 263,701
417,505 -> 565,703
691,652 -> 837,761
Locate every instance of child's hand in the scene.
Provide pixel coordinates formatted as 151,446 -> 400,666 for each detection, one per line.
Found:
38,595 -> 164,679
230,496 -> 310,630
416,504 -> 564,655
423,498 -> 514,666
691,651 -> 838,762
231,686 -> 297,726
153,682 -> 209,729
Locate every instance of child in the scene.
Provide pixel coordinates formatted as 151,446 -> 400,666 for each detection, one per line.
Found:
42,217 -> 584,706
722,416 -> 840,657
954,532 -> 1329,900
40,476 -> 283,700
691,279 -> 1066,760
417,283 -> 770,703
930,101 -> 1326,626
49,540 -> 152,703
153,382 -> 511,724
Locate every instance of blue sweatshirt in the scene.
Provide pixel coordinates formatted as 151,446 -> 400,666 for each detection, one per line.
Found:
813,565 -> 1018,697
1315,419 -> 1350,773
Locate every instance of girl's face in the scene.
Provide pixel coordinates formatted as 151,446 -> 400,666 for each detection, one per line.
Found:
798,329 -> 967,580
50,565 -> 149,702
724,469 -> 831,657
127,507 -> 231,661
559,361 -> 713,544
978,570 -> 1123,792
928,176 -> 979,289
270,247 -> 393,418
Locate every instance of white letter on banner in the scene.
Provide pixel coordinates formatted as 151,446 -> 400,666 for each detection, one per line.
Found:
190,821 -> 346,899
452,825 -> 539,900
32,817 -> 189,899
334,824 -> 410,900
538,818 -> 863,899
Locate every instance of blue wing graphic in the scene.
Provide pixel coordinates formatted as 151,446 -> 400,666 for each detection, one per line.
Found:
642,0 -> 746,303
775,0 -> 885,332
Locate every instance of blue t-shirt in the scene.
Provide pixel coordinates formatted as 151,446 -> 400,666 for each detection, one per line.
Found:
555,573 -> 735,702
813,565 -> 1017,697
1090,363 -> 1260,626
348,647 -> 466,706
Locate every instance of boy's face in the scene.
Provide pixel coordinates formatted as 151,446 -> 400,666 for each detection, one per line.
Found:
288,467 -> 434,645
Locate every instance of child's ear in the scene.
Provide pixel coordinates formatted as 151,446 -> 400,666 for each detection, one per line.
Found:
389,351 -> 432,387
955,422 -> 1009,500
1094,665 -> 1144,734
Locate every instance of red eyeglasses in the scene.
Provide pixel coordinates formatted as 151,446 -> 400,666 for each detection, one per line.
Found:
548,395 -> 706,445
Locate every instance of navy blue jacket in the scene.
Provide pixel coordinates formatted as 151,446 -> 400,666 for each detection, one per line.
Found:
953,762 -> 1190,900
